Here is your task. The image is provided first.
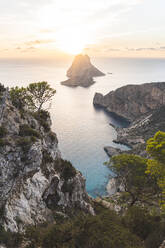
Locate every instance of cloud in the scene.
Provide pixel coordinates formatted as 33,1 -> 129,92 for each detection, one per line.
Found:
25,40 -> 55,46
127,46 -> 165,52
40,29 -> 55,33
106,48 -> 121,52
21,46 -> 37,53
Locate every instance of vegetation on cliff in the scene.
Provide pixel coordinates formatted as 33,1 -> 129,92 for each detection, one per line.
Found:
0,128 -> 165,247
0,81 -> 165,247
10,81 -> 56,112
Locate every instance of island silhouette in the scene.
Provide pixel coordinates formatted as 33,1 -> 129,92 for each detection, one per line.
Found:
61,54 -> 105,87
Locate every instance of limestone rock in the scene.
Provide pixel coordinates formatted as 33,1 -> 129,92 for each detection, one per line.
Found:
61,54 -> 105,87
112,105 -> 165,157
93,93 -> 104,106
159,240 -> 165,248
93,82 -> 165,122
104,146 -> 122,157
0,88 -> 94,233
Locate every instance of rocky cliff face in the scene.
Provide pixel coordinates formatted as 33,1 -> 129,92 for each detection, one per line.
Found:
0,88 -> 94,233
94,82 -> 165,122
101,86 -> 165,158
61,54 -> 105,87
107,105 -> 165,156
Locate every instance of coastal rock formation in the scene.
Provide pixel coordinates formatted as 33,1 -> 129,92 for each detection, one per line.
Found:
104,146 -> 123,157
61,54 -> 105,87
97,82 -> 165,158
110,105 -> 165,157
0,87 -> 94,233
106,178 -> 124,196
94,82 -> 165,122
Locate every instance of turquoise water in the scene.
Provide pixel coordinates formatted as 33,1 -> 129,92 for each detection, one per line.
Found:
0,57 -> 165,197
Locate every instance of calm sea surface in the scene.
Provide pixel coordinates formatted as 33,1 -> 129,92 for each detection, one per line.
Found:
0,57 -> 165,197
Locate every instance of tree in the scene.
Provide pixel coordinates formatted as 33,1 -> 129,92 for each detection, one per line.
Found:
10,82 -> 56,112
146,131 -> 165,209
27,82 -> 56,111
10,86 -> 28,109
107,154 -> 159,206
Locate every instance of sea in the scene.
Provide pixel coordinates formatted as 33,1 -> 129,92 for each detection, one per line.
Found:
0,57 -> 165,197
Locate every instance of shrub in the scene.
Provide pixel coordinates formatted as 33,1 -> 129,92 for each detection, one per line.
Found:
122,206 -> 165,248
60,160 -> 77,180
0,126 -> 7,138
0,83 -> 5,93
25,209 -> 144,248
19,124 -> 41,139
0,138 -> 10,147
10,86 -> 28,110
42,150 -> 53,164
0,226 -> 22,248
16,136 -> 37,152
33,110 -> 50,132
49,131 -> 57,142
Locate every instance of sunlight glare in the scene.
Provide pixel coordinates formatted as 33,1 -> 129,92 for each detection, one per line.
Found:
56,29 -> 91,55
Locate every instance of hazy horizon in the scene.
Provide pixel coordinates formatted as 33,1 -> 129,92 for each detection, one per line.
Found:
1,0 -> 165,59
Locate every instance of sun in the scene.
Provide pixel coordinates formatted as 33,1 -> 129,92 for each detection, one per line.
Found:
56,29 -> 91,55
58,40 -> 85,55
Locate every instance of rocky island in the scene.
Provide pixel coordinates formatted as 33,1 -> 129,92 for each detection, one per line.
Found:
61,54 -> 105,87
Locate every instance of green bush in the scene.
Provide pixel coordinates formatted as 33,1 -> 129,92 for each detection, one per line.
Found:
10,86 -> 28,110
25,209 -> 144,248
0,83 -> 5,93
0,138 -> 10,146
0,126 -> 7,138
33,110 -> 50,132
42,150 -> 53,164
122,206 -> 165,248
49,131 -> 57,142
16,136 -> 37,152
53,159 -> 77,180
0,226 -> 22,248
19,124 -> 41,139
60,160 -> 77,180
122,206 -> 157,240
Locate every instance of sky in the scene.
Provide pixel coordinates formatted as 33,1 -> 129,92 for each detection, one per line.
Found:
0,0 -> 165,59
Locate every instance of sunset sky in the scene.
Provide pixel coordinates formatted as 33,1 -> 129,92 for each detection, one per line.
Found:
1,0 -> 165,59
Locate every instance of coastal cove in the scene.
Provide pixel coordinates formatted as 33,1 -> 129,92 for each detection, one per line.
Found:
0,57 -> 165,197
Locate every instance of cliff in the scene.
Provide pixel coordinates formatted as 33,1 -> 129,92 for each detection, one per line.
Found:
94,82 -> 165,122
0,87 -> 94,233
61,54 -> 105,87
96,83 -> 165,158
106,105 -> 165,157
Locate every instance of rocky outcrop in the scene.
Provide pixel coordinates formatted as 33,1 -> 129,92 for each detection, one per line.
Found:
61,54 -> 105,87
110,105 -> 165,157
93,82 -> 165,122
0,88 -> 94,233
106,178 -> 124,196
159,240 -> 165,248
104,146 -> 123,157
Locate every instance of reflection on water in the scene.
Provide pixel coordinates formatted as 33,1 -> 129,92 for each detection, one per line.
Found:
0,57 -> 165,197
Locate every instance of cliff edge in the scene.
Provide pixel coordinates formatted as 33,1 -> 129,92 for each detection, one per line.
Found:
94,82 -> 165,122
0,86 -> 94,233
94,82 -> 165,158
